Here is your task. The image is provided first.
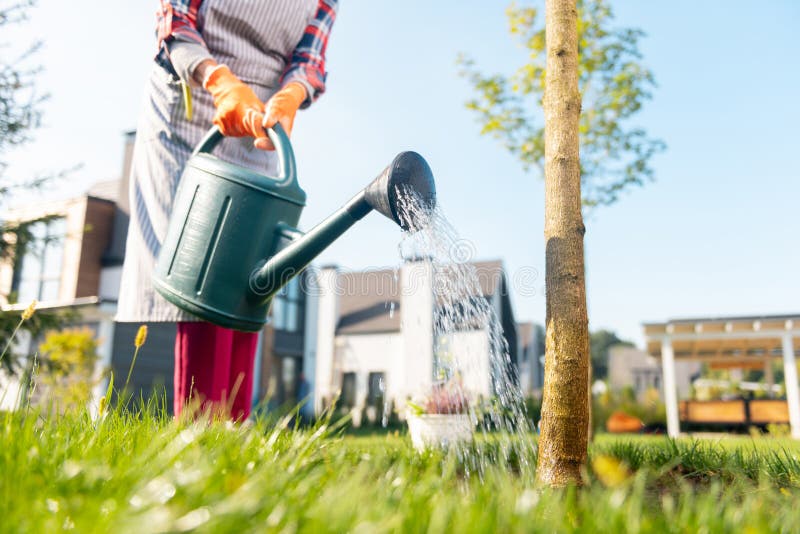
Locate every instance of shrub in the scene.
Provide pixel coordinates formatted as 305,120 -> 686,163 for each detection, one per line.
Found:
37,328 -> 100,412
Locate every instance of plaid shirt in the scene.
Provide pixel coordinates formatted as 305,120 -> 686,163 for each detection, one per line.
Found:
155,0 -> 338,101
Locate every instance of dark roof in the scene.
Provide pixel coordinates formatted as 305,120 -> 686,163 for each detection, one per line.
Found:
335,260 -> 506,335
471,260 -> 505,299
336,268 -> 401,334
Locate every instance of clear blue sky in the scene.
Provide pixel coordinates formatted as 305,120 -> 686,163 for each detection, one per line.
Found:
4,1 -> 799,345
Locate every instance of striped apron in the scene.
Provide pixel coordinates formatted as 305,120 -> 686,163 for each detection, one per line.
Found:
117,0 -> 318,323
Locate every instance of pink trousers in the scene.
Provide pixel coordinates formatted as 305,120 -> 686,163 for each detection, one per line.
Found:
174,322 -> 259,421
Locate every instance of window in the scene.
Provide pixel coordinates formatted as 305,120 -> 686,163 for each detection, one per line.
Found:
13,218 -> 67,303
367,372 -> 386,407
341,372 -> 357,408
270,276 -> 304,332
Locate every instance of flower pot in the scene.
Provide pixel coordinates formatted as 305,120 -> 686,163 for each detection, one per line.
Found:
406,413 -> 474,450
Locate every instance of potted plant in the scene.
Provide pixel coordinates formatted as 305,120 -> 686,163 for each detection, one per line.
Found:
406,381 -> 474,450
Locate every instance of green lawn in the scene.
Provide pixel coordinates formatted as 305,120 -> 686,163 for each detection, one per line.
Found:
3,405 -> 800,533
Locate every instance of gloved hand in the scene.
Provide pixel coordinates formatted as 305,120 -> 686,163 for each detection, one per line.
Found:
254,82 -> 308,151
203,64 -> 266,140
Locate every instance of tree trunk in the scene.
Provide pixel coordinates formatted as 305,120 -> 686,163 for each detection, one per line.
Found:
536,0 -> 590,487
587,359 -> 594,443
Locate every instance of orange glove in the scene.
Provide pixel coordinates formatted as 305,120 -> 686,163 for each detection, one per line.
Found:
255,82 -> 308,151
203,64 -> 266,140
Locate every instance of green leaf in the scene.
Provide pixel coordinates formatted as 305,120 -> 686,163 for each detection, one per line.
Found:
458,0 -> 666,207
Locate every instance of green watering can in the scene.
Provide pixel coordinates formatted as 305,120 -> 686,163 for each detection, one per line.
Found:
153,125 -> 436,332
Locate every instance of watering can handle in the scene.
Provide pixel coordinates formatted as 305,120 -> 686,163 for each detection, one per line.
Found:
191,124 -> 297,186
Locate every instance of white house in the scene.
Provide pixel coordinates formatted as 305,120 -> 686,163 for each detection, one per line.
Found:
302,260 -> 522,416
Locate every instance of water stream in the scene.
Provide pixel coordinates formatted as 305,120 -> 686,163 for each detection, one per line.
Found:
393,187 -> 535,479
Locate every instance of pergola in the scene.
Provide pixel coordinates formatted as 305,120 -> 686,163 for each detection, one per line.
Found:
644,314 -> 800,438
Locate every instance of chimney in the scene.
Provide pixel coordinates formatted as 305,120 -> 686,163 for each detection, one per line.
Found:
400,261 -> 434,398
116,130 -> 136,215
102,131 -> 136,266
308,266 -> 340,414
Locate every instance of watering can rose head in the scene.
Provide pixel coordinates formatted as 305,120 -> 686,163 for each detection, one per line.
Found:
363,151 -> 436,232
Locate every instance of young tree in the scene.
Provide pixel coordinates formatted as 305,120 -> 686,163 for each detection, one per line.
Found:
536,0 -> 590,486
37,328 -> 99,411
460,0 -> 664,207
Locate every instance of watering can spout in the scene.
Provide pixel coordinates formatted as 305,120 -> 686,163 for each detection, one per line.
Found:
363,151 -> 436,230
250,152 -> 436,300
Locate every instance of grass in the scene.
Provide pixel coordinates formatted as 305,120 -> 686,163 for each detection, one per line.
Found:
3,402 -> 800,533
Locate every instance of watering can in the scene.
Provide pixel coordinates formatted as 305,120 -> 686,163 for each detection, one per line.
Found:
153,125 -> 436,332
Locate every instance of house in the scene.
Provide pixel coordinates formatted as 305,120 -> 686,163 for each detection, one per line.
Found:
607,345 -> 690,401
302,260 -> 522,418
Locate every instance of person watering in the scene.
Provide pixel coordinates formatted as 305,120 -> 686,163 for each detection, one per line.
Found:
117,0 -> 338,420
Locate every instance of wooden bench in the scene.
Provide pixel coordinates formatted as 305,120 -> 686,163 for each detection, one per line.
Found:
679,400 -> 746,424
678,399 -> 790,426
749,400 -> 790,424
